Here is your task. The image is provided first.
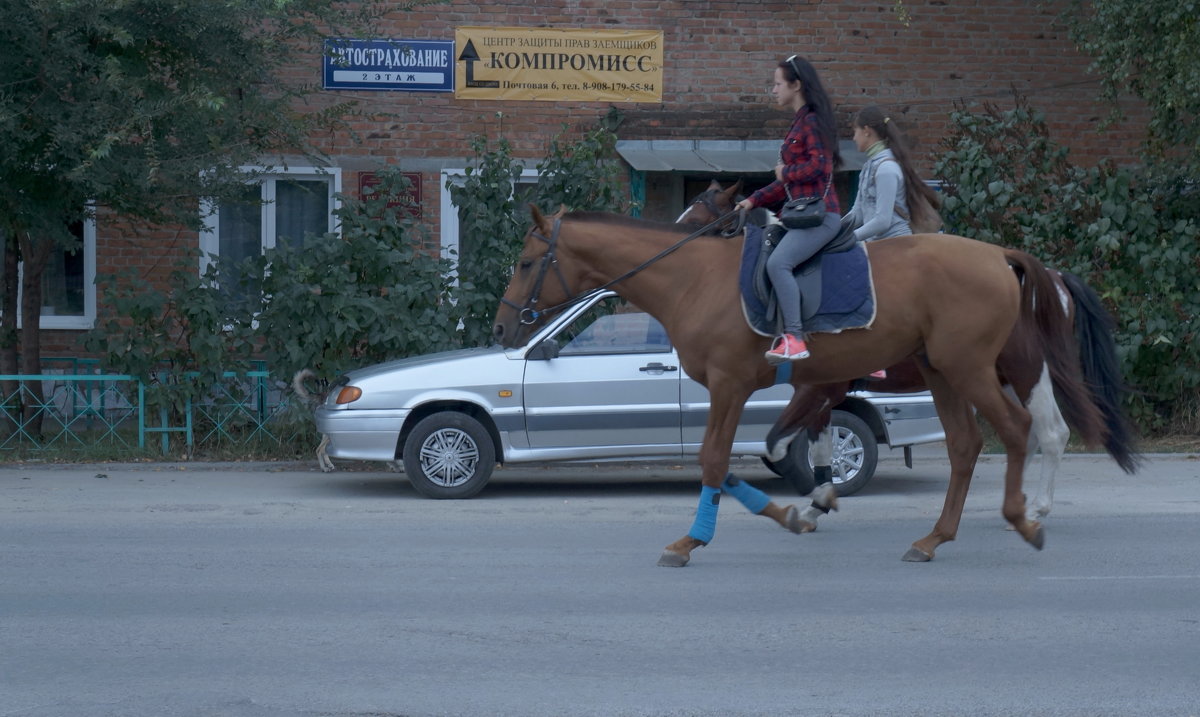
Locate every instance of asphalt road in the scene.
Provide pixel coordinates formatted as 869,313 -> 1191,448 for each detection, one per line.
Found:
3,450 -> 1199,717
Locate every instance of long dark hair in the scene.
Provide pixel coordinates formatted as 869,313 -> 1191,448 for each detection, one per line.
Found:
780,55 -> 841,169
854,105 -> 942,223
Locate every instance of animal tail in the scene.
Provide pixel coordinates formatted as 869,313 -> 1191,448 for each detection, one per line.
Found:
1005,250 -> 1109,452
292,368 -> 318,403
1058,271 -> 1142,474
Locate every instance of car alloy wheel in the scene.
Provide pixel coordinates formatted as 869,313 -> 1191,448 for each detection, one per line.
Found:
419,427 -> 479,486
402,412 -> 495,499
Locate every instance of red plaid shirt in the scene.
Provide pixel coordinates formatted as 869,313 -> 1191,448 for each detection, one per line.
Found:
748,108 -> 840,214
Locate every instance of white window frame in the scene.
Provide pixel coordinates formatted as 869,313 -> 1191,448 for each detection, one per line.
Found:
439,167 -> 539,281
199,165 -> 342,278
11,213 -> 97,331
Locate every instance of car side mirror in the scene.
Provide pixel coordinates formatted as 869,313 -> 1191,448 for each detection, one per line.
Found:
526,338 -> 560,361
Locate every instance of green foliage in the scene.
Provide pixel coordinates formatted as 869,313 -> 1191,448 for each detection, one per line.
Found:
82,115 -> 626,426
447,134 -> 532,348
81,263 -> 258,412
448,112 -> 626,347
934,98 -> 1200,431
84,168 -> 460,391
0,0 -> 376,237
0,0 -> 404,388
1067,0 -> 1200,162
250,169 -> 461,382
532,108 -> 627,215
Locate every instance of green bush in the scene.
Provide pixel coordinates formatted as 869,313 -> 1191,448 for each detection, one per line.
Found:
449,111 -> 626,347
447,134 -> 532,348
86,114 -> 627,394
83,263 -> 258,412
250,169 -> 461,383
934,97 -> 1200,431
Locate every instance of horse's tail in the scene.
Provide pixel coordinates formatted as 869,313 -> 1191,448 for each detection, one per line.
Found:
1006,250 -> 1109,451
1059,270 -> 1142,474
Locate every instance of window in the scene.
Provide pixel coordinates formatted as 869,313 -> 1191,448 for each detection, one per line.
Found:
1,216 -> 97,330
556,296 -> 670,356
439,167 -> 538,278
199,167 -> 341,282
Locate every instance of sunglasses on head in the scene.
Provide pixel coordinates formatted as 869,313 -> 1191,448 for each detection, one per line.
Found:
785,54 -> 802,81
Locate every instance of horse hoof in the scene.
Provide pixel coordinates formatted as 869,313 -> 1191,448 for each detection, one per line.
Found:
1027,522 -> 1045,551
657,550 -> 690,567
902,547 -> 933,562
783,506 -> 816,534
811,482 -> 838,512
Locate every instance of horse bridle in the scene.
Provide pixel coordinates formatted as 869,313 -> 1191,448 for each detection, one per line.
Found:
500,208 -> 742,327
498,217 -> 576,326
685,190 -> 746,237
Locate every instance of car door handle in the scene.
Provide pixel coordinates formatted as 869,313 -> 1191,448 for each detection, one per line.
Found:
640,362 -> 678,373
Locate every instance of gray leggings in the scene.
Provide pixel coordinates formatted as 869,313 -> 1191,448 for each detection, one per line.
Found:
766,212 -> 842,336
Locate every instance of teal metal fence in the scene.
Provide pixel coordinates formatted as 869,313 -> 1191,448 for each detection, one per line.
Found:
0,368 -> 306,456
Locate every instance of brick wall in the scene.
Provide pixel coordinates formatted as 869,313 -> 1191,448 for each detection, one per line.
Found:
332,0 -> 1145,168
39,0 -> 1148,358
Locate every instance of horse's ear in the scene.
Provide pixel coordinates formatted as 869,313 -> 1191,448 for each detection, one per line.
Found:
720,179 -> 744,204
529,203 -> 552,234
554,204 -> 568,218
706,179 -> 722,190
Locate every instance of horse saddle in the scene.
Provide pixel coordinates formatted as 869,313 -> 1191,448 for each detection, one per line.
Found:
738,219 -> 877,338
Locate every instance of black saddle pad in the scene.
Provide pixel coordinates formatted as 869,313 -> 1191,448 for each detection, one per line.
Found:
738,224 -> 877,337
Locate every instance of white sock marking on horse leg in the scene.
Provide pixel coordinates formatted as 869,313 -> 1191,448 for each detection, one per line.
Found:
769,430 -> 799,462
809,427 -> 833,467
1026,363 -> 1067,519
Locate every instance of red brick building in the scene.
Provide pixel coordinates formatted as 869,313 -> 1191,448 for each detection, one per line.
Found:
39,0 -> 1146,357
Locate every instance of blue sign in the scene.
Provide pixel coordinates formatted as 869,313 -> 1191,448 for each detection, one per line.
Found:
324,39 -> 453,92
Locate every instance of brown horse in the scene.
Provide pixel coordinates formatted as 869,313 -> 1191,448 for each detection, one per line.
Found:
677,180 -> 1140,530
493,205 -> 1119,566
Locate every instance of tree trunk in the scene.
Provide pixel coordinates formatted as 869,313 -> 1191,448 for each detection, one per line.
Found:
16,231 -> 52,438
0,229 -> 18,439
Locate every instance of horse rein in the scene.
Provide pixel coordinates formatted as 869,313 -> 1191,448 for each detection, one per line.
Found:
501,208 -> 743,326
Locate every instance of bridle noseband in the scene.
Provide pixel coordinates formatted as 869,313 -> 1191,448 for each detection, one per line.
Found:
501,208 -> 741,329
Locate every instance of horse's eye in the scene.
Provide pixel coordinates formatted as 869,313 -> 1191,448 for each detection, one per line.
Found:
519,259 -> 533,270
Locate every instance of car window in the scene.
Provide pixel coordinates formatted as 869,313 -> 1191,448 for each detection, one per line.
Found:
557,297 -> 671,355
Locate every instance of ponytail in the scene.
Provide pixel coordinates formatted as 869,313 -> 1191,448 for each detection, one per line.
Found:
854,106 -> 941,228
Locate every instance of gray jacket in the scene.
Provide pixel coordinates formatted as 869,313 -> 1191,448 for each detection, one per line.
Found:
844,149 -> 911,241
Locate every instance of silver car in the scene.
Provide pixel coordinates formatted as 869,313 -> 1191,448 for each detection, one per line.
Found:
315,291 -> 944,499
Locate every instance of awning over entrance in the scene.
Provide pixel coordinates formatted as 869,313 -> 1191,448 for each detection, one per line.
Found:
615,139 -> 867,173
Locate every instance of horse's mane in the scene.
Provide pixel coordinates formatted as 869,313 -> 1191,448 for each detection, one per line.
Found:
564,210 -> 693,236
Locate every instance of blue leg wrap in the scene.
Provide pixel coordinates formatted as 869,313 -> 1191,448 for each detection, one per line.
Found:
687,485 -> 721,544
721,473 -> 770,514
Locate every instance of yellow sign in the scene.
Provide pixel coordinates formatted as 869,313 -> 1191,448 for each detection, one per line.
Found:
454,27 -> 663,103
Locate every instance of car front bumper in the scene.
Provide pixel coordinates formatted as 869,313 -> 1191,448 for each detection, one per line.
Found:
315,407 -> 410,462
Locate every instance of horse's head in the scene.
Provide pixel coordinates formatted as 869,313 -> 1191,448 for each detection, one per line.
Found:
676,179 -> 743,234
676,179 -> 776,234
492,204 -> 579,348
